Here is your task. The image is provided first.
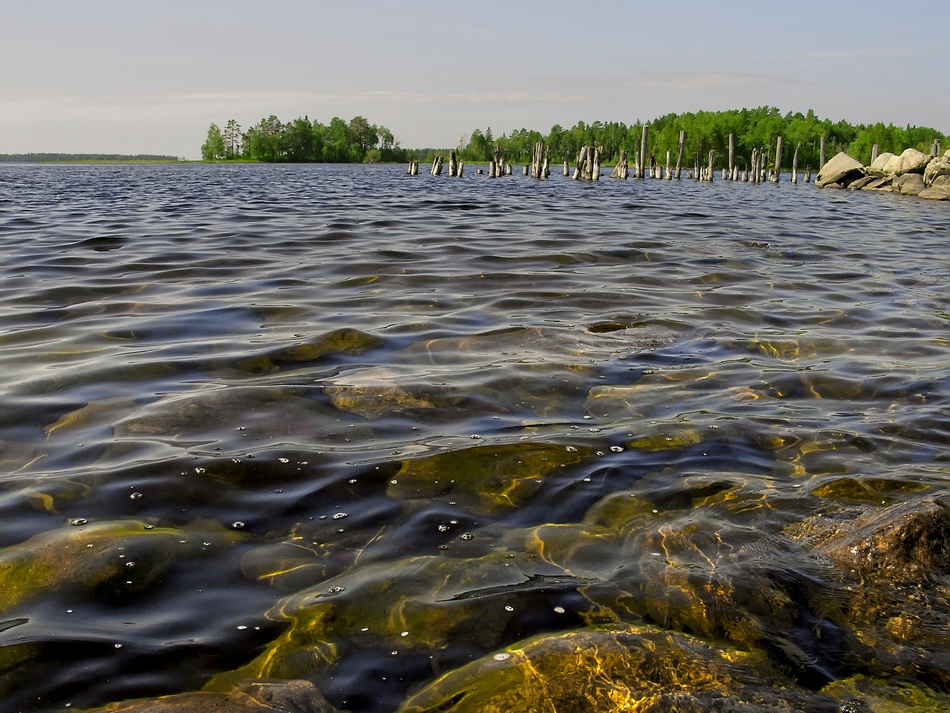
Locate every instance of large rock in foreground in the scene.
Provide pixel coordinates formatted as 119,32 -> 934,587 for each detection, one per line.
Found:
816,152 -> 865,188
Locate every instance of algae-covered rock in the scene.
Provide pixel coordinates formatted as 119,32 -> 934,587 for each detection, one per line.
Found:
388,442 -> 594,516
0,520 -> 238,615
77,678 -> 342,713
230,328 -> 385,375
817,497 -> 950,583
396,625 -> 839,713
113,385 -> 367,452
822,675 -> 950,713
208,550 -> 583,687
790,497 -> 950,685
323,367 -> 444,419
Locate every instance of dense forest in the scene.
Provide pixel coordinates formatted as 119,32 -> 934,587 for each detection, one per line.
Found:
202,107 -> 946,168
201,116 -> 408,163
458,108 -> 945,170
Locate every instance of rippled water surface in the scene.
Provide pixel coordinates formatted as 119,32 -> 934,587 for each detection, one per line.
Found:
0,163 -> 948,711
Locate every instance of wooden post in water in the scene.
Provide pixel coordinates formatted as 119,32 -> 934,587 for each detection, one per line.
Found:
791,143 -> 800,184
531,141 -> 550,178
771,137 -> 783,183
728,134 -> 735,180
591,147 -> 601,181
563,160 -> 569,176
638,125 -> 649,178
750,149 -> 759,183
573,147 -> 586,180
610,150 -> 629,179
819,137 -> 826,171
664,150 -> 671,179
694,152 -> 700,181
675,130 -> 685,179
707,150 -> 715,182
407,160 -> 419,175
449,151 -> 459,177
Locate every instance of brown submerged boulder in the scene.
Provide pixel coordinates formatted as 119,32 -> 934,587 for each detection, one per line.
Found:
818,497 -> 950,583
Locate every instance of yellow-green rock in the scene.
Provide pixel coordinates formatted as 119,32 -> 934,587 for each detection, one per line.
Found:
388,442 -> 594,516
397,624 -> 833,712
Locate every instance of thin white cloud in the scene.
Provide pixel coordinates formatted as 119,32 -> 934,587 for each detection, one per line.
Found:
632,72 -> 806,90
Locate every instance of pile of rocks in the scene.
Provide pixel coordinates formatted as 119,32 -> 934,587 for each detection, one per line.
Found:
816,147 -> 950,200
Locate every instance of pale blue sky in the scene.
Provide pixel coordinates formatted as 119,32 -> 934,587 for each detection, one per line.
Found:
2,0 -> 947,158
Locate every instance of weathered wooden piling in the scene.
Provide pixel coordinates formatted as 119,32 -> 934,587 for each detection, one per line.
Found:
791,143 -> 800,184
870,144 -> 879,165
771,137 -> 783,183
563,160 -> 569,176
728,134 -> 735,179
407,160 -> 419,175
664,150 -> 672,180
675,130 -> 685,179
819,137 -> 826,172
448,150 -> 459,177
638,125 -> 649,178
531,141 -> 550,179
431,155 -> 444,176
610,150 -> 629,179
694,152 -> 700,181
750,149 -> 759,183
707,150 -> 715,182
573,146 -> 600,180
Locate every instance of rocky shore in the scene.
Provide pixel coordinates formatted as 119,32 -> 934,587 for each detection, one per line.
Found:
816,147 -> 950,199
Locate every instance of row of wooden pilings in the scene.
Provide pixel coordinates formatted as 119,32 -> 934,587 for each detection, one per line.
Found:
410,131 -> 828,184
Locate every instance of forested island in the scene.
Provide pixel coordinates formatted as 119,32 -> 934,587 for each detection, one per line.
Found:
202,107 -> 945,169
0,153 -> 180,163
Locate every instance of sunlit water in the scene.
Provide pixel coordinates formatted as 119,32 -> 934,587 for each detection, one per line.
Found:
0,163 -> 947,711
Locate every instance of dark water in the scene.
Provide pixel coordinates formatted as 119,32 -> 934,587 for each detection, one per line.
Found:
0,163 -> 947,711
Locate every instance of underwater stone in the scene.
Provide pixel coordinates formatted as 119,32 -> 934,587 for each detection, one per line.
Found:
75,678 -> 342,712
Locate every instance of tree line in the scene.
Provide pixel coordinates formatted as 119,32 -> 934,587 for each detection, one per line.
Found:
202,107 -> 945,168
201,116 -> 408,163
455,107 -> 945,170
0,153 -> 179,163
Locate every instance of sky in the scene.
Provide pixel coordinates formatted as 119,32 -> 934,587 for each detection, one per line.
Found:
2,0 -> 947,159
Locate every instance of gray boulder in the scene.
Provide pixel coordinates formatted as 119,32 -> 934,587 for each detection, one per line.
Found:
920,174 -> 950,200
924,153 -> 950,186
895,173 -> 926,196
883,147 -> 931,176
816,151 -> 864,187
867,151 -> 896,176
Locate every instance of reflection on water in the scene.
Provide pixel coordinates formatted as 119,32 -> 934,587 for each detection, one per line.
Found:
0,163 -> 947,711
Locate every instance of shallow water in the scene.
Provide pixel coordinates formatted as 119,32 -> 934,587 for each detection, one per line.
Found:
0,163 -> 947,711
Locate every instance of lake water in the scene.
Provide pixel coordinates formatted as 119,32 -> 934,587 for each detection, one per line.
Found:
0,163 -> 947,712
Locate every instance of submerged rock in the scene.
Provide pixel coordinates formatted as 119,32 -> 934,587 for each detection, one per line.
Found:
77,678 -> 342,713
208,550 -> 585,688
388,441 -> 594,516
0,519 -> 238,615
817,497 -> 950,583
396,625 -> 839,713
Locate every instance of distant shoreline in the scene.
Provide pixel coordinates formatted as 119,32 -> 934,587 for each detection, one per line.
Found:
0,153 -> 181,164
